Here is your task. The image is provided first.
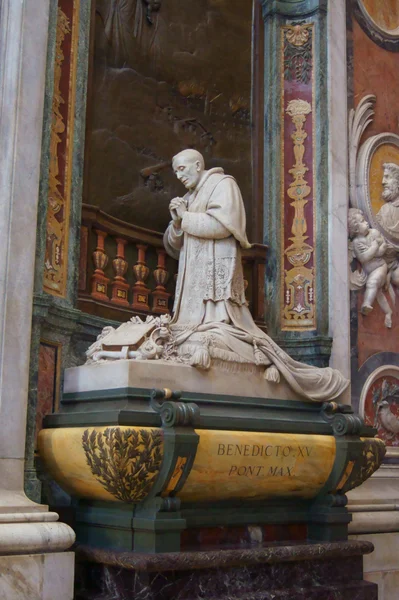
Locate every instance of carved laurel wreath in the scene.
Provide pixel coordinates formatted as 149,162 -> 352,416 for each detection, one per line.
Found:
340,439 -> 385,494
82,428 -> 163,503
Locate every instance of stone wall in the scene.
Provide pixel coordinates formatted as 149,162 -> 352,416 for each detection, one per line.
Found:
347,2 -> 399,598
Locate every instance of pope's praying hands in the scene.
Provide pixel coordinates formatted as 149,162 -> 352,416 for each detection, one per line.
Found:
169,197 -> 187,223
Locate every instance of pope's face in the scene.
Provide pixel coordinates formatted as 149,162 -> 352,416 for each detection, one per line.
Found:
173,157 -> 202,190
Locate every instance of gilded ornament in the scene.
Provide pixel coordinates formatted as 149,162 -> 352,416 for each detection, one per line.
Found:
285,24 -> 310,47
286,99 -> 312,118
43,2 -> 79,297
283,98 -> 315,328
338,438 -> 386,494
43,8 -> 71,296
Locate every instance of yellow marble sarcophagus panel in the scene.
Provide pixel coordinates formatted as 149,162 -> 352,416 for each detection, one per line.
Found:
38,426 -> 336,504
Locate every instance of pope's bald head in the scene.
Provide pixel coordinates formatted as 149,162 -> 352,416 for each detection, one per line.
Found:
172,149 -> 205,170
172,149 -> 205,190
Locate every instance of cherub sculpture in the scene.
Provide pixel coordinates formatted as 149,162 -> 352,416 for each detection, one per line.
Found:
348,208 -> 394,328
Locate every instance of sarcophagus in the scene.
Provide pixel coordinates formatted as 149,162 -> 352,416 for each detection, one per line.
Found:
39,360 -> 385,553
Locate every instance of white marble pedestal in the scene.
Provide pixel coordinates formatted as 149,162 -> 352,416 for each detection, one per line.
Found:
64,358 -> 307,401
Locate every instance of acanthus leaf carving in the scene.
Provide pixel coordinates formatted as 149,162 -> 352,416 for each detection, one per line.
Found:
348,94 -> 376,208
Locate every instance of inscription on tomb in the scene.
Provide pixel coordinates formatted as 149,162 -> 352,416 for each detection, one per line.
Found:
217,443 -> 314,479
178,431 -> 336,503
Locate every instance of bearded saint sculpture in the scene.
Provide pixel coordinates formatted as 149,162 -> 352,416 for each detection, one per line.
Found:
88,149 -> 349,403
374,163 -> 399,292
376,163 -> 399,243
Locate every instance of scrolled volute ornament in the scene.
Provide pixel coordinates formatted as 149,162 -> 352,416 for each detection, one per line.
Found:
150,388 -> 200,428
321,402 -> 364,436
332,413 -> 363,436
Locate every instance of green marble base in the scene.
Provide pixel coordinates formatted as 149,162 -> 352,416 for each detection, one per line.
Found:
40,386 -> 385,554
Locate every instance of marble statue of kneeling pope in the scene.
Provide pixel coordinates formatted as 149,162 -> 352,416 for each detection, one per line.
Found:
87,149 -> 349,403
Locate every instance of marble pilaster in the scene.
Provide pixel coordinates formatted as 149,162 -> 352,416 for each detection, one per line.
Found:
261,0 -> 333,368
327,0 -> 351,387
0,0 -> 75,595
26,0 -> 93,503
261,0 -> 351,383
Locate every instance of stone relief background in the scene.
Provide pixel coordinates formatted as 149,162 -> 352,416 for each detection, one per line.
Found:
349,2 -> 399,449
84,0 -> 254,234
